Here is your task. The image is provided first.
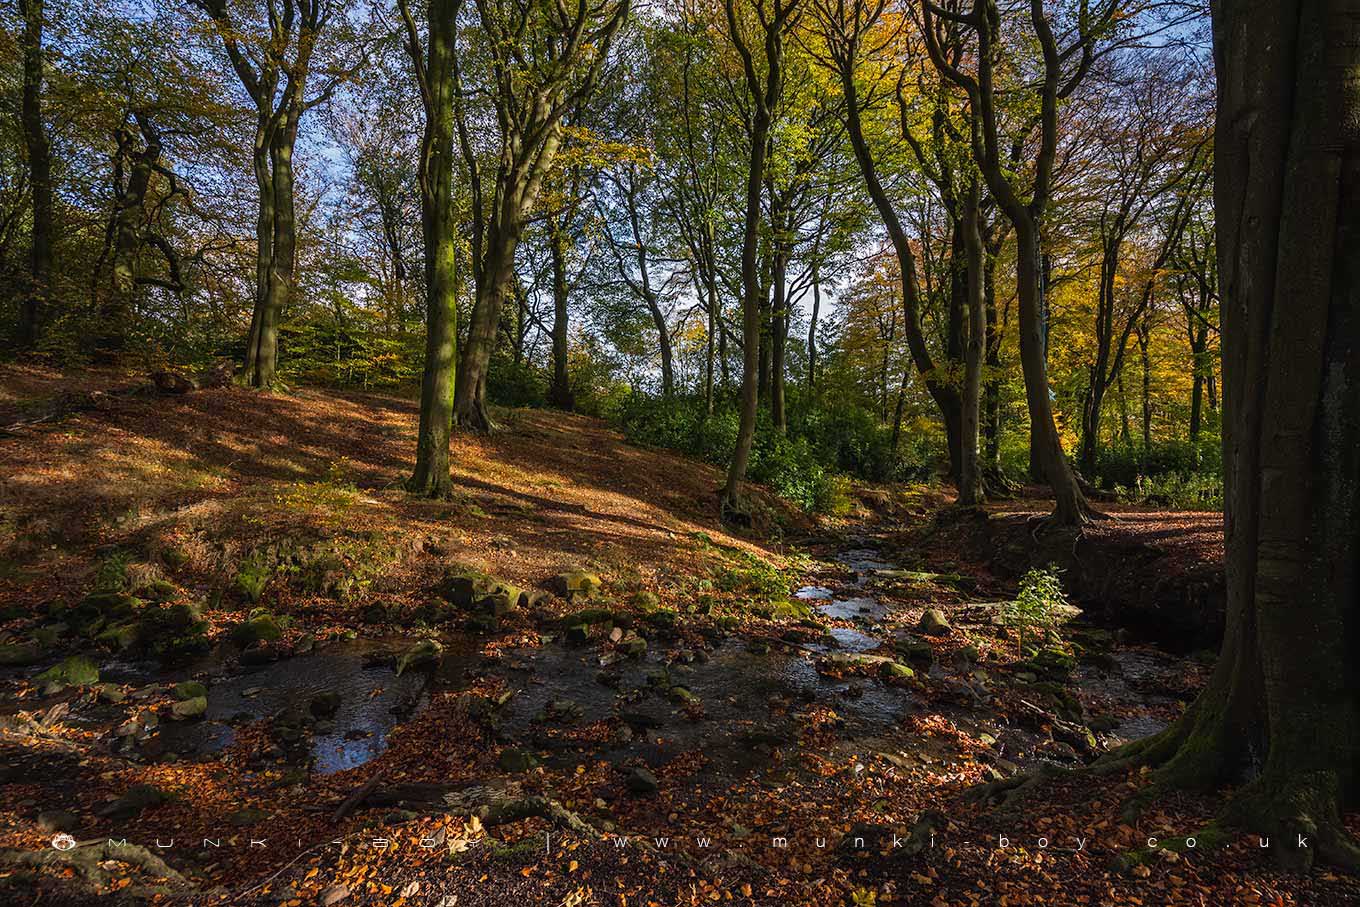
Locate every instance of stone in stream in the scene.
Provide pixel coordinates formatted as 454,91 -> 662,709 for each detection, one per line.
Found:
34,655 -> 100,693
566,624 -> 591,645
918,609 -> 952,637
396,639 -> 443,675
619,635 -> 647,659
309,691 -> 342,718
173,681 -> 207,701
170,695 -> 207,720
879,662 -> 915,681
230,612 -> 282,646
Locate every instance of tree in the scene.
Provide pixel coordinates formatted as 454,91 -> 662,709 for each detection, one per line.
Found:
920,0 -> 1113,524
1100,0 -> 1360,870
398,0 -> 461,498
15,0 -> 52,348
451,0 -> 630,431
807,0 -> 969,486
189,0 -> 353,389
720,0 -> 804,516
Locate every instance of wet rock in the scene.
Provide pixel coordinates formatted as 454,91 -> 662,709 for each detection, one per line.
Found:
170,696 -> 207,720
745,639 -> 771,655
566,624 -> 591,646
918,609 -> 952,636
115,711 -> 157,737
309,691 -> 342,718
620,709 -> 664,730
230,613 -> 282,646
549,570 -> 603,602
34,655 -> 100,693
667,686 -> 697,704
96,683 -> 126,703
173,681 -> 207,701
240,645 -> 278,666
0,642 -> 43,666
465,614 -> 499,634
619,636 -> 647,659
624,767 -> 659,795
37,810 -> 78,833
396,639 -> 443,675
95,784 -> 166,821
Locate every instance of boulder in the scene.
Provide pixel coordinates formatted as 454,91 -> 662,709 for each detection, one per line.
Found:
879,661 -> 915,681
230,613 -> 282,646
396,639 -> 443,675
549,570 -> 603,602
34,655 -> 100,693
918,609 -> 952,637
440,568 -> 525,616
170,695 -> 207,720
173,681 -> 207,701
309,691 -> 342,718
152,370 -> 196,394
619,636 -> 647,659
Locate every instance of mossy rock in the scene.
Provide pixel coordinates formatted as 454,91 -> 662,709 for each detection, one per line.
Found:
440,568 -> 525,616
170,695 -> 207,720
894,636 -> 935,662
918,609 -> 952,637
173,681 -> 208,701
565,624 -> 591,645
35,655 -> 100,693
0,642 -> 43,667
643,609 -> 677,630
620,637 -> 647,659
561,608 -> 618,629
230,613 -> 282,646
397,639 -> 443,675
633,591 -> 661,608
137,579 -> 179,602
1022,647 -> 1077,682
879,661 -> 915,681
548,570 -> 603,602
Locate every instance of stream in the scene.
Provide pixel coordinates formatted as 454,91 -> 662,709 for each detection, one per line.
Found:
32,537 -> 1193,792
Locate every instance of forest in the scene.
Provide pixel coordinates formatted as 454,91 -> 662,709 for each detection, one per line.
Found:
0,0 -> 1355,905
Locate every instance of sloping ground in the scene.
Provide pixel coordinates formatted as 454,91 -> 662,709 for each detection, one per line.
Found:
0,366 -> 796,628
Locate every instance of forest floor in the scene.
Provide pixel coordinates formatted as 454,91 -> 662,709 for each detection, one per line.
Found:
1,364 -> 1357,907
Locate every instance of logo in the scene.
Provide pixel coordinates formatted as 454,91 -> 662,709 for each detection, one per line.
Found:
51,833 -> 77,852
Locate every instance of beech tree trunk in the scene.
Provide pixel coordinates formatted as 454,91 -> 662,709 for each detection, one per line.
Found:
957,180 -> 985,505
547,219 -> 573,410
405,0 -> 460,498
1112,0 -> 1360,870
17,0 -> 51,349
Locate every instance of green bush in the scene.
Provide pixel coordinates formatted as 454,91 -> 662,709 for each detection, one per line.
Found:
1115,471 -> 1223,511
1000,566 -> 1068,658
616,392 -> 931,513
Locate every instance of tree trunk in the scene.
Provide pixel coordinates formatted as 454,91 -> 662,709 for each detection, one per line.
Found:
770,249 -> 788,433
547,219 -> 573,410
807,262 -> 821,390
103,117 -> 163,352
983,250 -> 1001,476
1109,0 -> 1360,870
957,180 -> 985,506
408,0 -> 460,498
1138,314 -> 1152,453
17,0 -> 52,349
456,230 -> 516,432
1015,219 -> 1089,522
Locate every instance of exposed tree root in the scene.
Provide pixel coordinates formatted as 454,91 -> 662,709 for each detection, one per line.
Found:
964,763 -> 1069,812
2,840 -> 191,896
